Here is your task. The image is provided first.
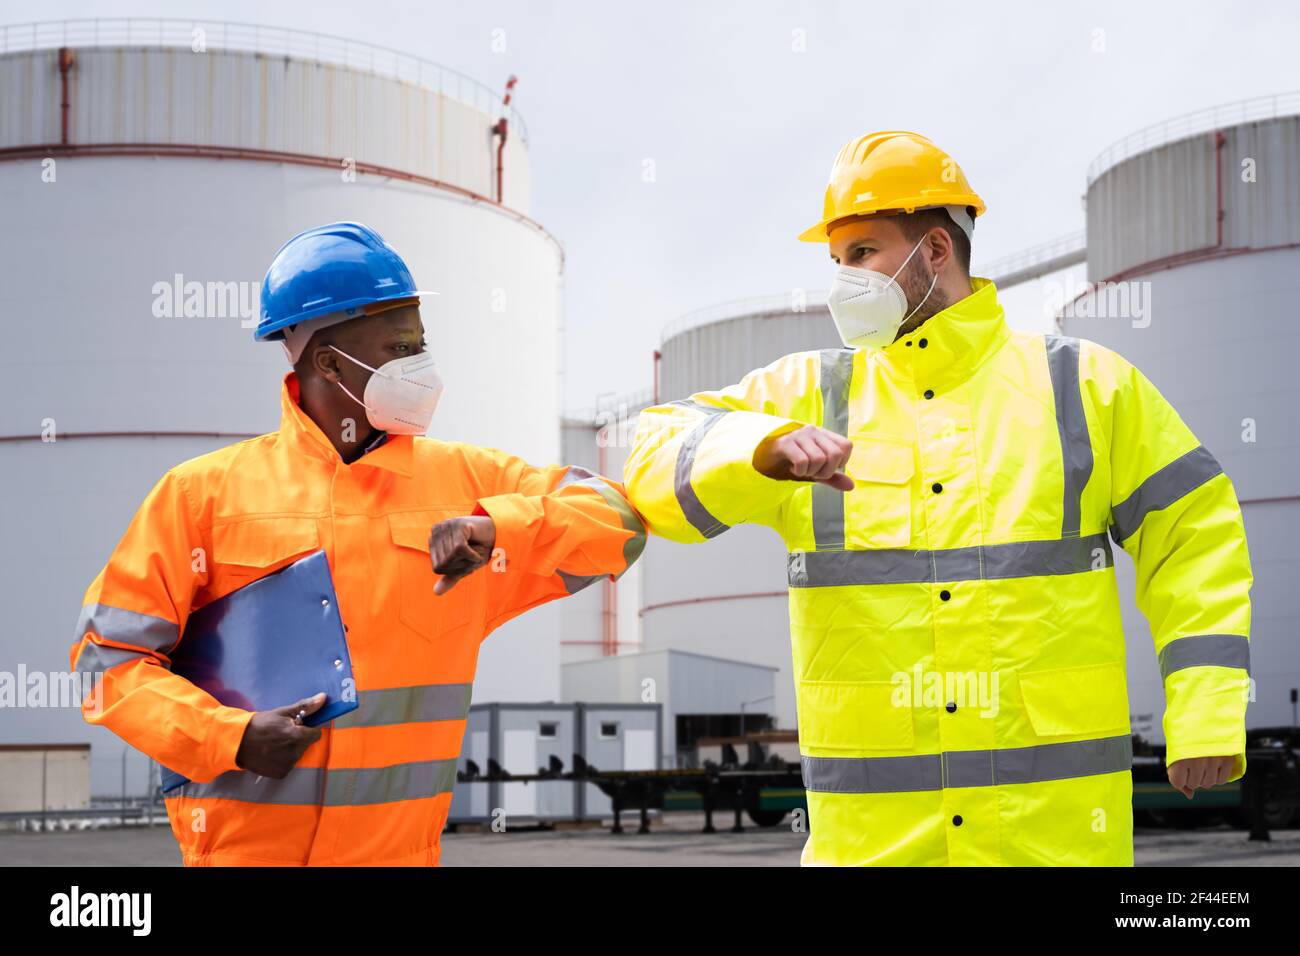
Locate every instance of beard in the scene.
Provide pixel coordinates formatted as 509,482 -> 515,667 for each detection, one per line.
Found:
894,255 -> 950,339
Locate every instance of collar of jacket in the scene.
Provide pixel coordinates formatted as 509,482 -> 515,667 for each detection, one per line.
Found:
869,276 -> 1011,390
277,371 -> 414,476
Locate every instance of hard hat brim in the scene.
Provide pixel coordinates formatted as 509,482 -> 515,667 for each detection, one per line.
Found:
256,290 -> 439,341
798,195 -> 987,243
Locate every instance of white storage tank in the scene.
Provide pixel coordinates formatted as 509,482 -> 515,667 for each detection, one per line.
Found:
0,19 -> 564,797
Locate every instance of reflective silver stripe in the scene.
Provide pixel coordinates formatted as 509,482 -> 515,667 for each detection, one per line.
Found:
74,603 -> 179,654
812,348 -> 855,552
1159,634 -> 1250,679
168,758 -> 459,806
1110,445 -> 1223,544
1045,335 -> 1093,538
674,409 -> 730,539
669,399 -> 727,415
331,683 -> 473,730
71,604 -> 180,676
552,467 -> 646,587
565,473 -> 648,571
801,734 -> 1132,793
557,569 -> 604,595
556,465 -> 597,487
789,531 -> 1112,587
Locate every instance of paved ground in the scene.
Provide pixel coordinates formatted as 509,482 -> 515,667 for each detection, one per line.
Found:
2,815 -> 1298,866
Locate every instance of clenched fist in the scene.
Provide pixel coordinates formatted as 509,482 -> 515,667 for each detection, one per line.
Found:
428,515 -> 497,594
1168,755 -> 1236,799
753,426 -> 855,492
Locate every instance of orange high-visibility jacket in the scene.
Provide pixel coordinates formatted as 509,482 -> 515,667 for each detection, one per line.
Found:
69,372 -> 646,866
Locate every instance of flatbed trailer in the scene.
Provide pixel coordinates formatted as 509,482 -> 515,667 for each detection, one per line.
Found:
450,728 -> 1300,837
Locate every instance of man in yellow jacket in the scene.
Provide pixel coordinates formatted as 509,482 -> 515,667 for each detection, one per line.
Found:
624,132 -> 1252,866
69,222 -> 646,866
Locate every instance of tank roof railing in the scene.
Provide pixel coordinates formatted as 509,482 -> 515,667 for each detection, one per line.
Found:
659,291 -> 831,346
0,17 -> 527,144
1086,91 -> 1300,185
972,230 -> 1087,289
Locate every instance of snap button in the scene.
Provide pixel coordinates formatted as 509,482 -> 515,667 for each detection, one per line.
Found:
932,482 -> 943,494
918,338 -> 928,348
945,701 -> 957,713
952,814 -> 963,826
923,389 -> 935,400
940,589 -> 951,601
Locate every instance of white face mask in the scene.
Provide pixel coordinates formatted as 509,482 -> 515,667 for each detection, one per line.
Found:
329,346 -> 444,436
826,235 -> 937,349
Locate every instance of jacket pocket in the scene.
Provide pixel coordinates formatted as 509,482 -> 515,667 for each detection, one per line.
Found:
208,517 -> 322,596
797,679 -> 914,752
1018,662 -> 1130,738
387,511 -> 482,641
844,436 -> 915,549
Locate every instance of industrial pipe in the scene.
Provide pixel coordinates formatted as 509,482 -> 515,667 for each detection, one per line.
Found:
57,47 -> 76,146
493,75 -> 518,204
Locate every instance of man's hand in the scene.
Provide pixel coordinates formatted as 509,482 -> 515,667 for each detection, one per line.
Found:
235,693 -> 326,778
429,515 -> 497,595
753,426 -> 855,491
1168,755 -> 1236,799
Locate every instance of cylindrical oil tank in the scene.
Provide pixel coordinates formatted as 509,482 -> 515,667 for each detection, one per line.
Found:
1066,100 -> 1300,742
644,297 -> 841,733
0,21 -> 564,796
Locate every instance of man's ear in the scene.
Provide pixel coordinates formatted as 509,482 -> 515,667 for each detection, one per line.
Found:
309,340 -> 344,383
926,226 -> 954,274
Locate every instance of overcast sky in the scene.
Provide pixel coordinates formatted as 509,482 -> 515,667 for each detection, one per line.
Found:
21,0 -> 1300,408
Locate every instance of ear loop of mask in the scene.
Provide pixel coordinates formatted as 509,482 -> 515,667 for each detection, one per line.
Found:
329,345 -> 379,413
892,235 -> 938,326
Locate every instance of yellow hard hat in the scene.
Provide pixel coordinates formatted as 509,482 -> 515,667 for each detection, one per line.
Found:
798,130 -> 986,243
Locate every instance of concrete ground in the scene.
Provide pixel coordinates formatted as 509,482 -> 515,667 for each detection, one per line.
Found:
2,814 -> 1299,866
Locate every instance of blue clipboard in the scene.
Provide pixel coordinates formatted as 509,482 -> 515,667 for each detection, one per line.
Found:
158,549 -> 357,793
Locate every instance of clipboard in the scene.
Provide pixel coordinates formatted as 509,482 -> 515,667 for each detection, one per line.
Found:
158,549 -> 357,793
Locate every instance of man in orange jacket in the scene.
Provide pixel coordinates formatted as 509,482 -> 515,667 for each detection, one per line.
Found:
68,222 -> 646,866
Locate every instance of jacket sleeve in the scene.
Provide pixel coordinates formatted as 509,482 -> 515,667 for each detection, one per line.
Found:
472,456 -> 647,637
1091,345 -> 1253,782
623,350 -> 824,542
67,469 -> 254,783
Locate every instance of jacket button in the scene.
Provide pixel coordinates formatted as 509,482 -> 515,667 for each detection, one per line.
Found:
952,815 -> 963,826
918,338 -> 928,348
945,701 -> 957,713
939,589 -> 951,601
923,389 -> 935,400
932,482 -> 943,494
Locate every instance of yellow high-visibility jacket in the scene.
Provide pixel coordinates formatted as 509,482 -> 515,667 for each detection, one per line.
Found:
624,277 -> 1252,866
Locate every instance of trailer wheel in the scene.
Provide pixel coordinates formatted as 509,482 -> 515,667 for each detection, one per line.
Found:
746,808 -> 788,827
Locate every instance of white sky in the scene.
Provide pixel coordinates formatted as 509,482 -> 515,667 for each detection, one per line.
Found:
18,0 -> 1300,408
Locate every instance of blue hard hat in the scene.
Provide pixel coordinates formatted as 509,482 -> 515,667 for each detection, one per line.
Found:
256,222 -> 435,341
